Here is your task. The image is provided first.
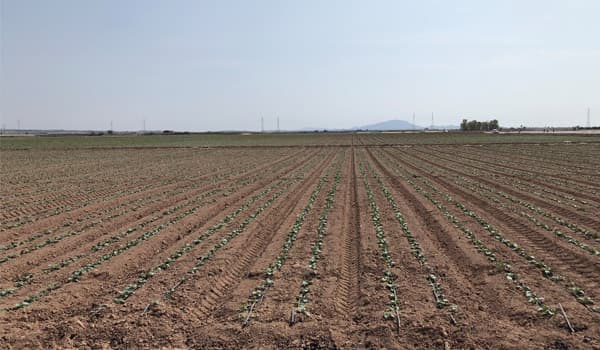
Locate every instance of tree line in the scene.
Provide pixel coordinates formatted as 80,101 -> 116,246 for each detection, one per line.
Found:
460,119 -> 499,131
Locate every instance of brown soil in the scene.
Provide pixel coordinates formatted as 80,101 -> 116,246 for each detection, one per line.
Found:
1,143 -> 599,349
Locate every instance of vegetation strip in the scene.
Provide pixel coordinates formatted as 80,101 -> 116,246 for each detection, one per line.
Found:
420,146 -> 600,197
0,188 -> 221,263
393,150 -> 600,251
0,152 -> 322,311
125,175 -> 294,304
2,183 -> 198,252
382,149 -> 600,312
359,161 -> 402,331
1,179 -> 170,230
413,148 -> 600,241
118,155 -> 326,304
0,274 -> 33,298
373,149 -> 556,316
240,159 -> 337,327
0,187 -> 222,294
0,157 -> 315,312
407,148 -> 600,234
294,162 -> 343,317
410,168 -> 599,311
467,180 -> 599,242
91,159 -> 300,253
0,150 -> 275,230
462,182 -> 600,256
0,160 -> 263,253
366,161 -> 457,317
0,156 -> 296,292
1,148 -> 301,235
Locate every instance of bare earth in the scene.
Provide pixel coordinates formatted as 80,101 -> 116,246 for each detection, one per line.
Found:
1,137 -> 600,349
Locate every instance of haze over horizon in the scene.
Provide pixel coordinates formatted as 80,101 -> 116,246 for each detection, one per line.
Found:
1,0 -> 599,131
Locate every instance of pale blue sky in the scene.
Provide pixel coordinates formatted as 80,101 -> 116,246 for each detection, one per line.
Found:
1,0 -> 599,131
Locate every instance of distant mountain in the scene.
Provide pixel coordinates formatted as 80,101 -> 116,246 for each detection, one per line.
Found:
297,119 -> 459,132
356,119 -> 422,130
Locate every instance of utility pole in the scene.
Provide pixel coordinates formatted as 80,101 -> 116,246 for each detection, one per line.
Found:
277,116 -> 280,132
587,107 -> 591,128
431,112 -> 434,130
261,116 -> 264,133
412,112 -> 416,131
17,120 -> 20,131
143,119 -> 146,132
110,120 -> 113,132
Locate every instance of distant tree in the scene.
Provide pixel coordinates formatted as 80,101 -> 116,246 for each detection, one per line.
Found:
461,118 -> 500,131
467,120 -> 477,131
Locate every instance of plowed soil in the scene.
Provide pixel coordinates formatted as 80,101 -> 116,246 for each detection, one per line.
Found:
1,136 -> 599,349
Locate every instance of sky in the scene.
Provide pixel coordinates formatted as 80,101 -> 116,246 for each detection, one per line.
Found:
1,0 -> 599,131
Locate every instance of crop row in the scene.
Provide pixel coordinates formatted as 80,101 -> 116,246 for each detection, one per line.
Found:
119,172 -> 298,303
0,155 -> 268,246
1,179 -> 171,230
444,151 -> 600,212
240,158 -> 340,326
372,150 -> 556,316
0,148 -> 260,211
366,161 -> 455,315
491,145 -> 600,174
85,156 -> 304,251
0,152 -> 317,303
1,178 -> 208,251
391,150 -> 600,252
466,180 -> 599,242
359,161 -> 402,330
382,150 -> 600,312
1,151 -> 277,231
442,146 -> 599,184
0,274 -> 33,298
0,151 -> 300,267
426,146 -> 599,195
412,148 -> 599,209
0,187 -> 222,266
461,182 -> 600,256
294,160 -> 344,316
60,187 -> 224,277
0,155 -> 319,311
116,154 -> 326,305
388,149 -> 600,242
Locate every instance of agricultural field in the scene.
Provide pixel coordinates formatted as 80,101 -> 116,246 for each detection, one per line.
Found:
1,133 -> 599,349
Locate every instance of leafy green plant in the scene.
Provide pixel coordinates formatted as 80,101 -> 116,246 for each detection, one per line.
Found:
359,163 -> 402,330
375,149 -> 557,316
241,163 -> 334,326
294,163 -> 344,316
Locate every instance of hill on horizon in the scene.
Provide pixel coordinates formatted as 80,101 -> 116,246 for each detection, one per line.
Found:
299,119 -> 459,132
356,119 -> 421,130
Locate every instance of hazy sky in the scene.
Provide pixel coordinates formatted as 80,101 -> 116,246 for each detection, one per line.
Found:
1,0 -> 599,131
